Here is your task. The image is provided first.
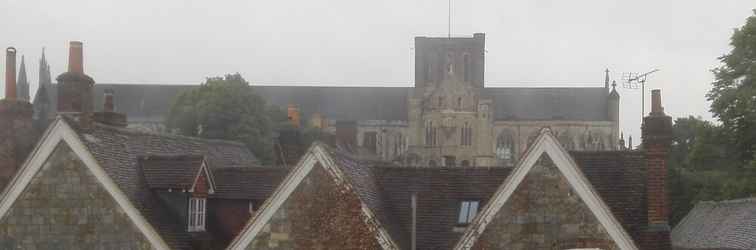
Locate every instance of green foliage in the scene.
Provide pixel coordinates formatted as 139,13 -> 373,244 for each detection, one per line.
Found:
707,9 -> 756,168
166,73 -> 278,164
668,117 -> 756,226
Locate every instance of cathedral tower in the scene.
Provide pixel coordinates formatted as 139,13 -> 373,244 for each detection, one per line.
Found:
407,33 -> 494,167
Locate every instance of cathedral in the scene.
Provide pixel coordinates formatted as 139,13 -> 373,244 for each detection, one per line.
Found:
33,33 -> 621,167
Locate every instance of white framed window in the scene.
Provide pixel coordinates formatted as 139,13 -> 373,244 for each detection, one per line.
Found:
457,200 -> 480,225
188,197 -> 206,232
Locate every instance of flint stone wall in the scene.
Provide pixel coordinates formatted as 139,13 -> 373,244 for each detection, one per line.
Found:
0,142 -> 153,250
247,164 -> 381,250
473,154 -> 619,250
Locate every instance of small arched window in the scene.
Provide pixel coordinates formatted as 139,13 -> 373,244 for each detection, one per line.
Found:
457,97 -> 463,110
461,122 -> 472,146
496,132 -> 515,166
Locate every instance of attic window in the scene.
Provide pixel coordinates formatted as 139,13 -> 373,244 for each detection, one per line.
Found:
188,197 -> 206,232
457,200 -> 480,225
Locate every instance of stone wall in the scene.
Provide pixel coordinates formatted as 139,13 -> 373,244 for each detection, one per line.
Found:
494,121 -> 617,166
0,142 -> 153,249
473,154 -> 618,250
247,164 -> 381,249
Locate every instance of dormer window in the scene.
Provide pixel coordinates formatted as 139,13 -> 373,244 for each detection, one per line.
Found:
188,197 -> 206,232
457,200 -> 480,225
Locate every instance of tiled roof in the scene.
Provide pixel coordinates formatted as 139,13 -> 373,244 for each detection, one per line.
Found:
62,116 -> 260,249
318,145 -> 646,249
211,166 -> 290,200
571,150 -> 648,245
40,84 -> 610,123
139,155 -> 205,190
672,198 -> 756,250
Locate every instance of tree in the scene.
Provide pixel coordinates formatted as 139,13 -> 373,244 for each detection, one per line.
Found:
166,73 -> 283,164
668,116 -> 756,225
707,9 -> 756,168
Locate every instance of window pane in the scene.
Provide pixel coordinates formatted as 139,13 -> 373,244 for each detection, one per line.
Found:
458,201 -> 470,224
468,201 -> 479,221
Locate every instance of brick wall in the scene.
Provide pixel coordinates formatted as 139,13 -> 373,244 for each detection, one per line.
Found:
473,154 -> 619,250
246,164 -> 381,249
0,142 -> 152,249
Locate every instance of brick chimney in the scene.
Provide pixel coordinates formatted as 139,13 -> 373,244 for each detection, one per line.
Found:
0,47 -> 34,190
57,41 -> 95,113
287,104 -> 301,128
92,89 -> 127,127
5,47 -> 17,100
274,104 -> 305,167
641,89 -> 673,250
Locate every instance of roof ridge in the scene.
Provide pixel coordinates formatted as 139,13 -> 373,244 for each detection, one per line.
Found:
699,197 -> 756,205
88,120 -> 248,147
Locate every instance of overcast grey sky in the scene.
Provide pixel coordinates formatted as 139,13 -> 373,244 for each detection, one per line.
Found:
1,0 -> 754,143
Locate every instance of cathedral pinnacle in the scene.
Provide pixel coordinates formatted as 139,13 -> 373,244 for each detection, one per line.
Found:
605,68 -> 610,89
17,55 -> 30,101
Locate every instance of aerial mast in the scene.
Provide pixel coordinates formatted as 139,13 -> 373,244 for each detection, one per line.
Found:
622,69 -> 660,120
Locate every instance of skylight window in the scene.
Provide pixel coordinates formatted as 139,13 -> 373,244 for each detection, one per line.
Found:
458,200 -> 480,225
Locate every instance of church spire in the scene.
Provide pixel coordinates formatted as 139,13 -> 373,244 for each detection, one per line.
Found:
39,47 -> 51,87
17,55 -> 30,101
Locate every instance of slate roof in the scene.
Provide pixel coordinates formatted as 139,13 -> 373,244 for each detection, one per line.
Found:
139,155 -> 205,190
61,115 -> 261,249
315,145 -> 647,249
211,166 -> 290,200
41,84 -> 610,123
672,198 -> 756,250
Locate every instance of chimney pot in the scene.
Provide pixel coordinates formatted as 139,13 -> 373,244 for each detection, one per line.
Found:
5,47 -> 17,100
68,41 -> 84,74
104,89 -> 114,112
651,89 -> 663,115
287,104 -> 301,128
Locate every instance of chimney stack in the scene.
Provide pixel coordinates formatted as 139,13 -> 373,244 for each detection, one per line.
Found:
5,47 -> 17,101
92,89 -> 127,127
641,89 -> 673,250
287,104 -> 301,128
68,41 -> 84,74
0,46 -> 34,190
57,41 -> 95,113
104,89 -> 114,112
650,89 -> 664,115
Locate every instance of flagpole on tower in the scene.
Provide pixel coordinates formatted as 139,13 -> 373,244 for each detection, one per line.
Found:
448,0 -> 451,39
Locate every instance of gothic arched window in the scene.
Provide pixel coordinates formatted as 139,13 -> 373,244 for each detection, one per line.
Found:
496,132 -> 515,166
425,121 -> 437,146
461,122 -> 472,146
463,54 -> 471,82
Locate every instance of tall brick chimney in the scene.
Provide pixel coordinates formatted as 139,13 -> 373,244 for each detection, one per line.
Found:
5,47 -> 17,100
0,47 -> 34,190
57,41 -> 95,113
641,89 -> 673,250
